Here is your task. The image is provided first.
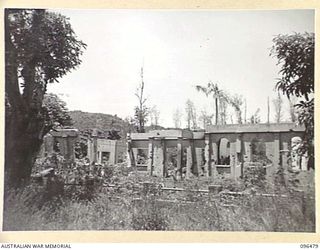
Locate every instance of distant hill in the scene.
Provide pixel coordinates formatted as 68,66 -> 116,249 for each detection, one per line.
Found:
145,125 -> 166,131
68,110 -> 169,139
69,110 -> 131,139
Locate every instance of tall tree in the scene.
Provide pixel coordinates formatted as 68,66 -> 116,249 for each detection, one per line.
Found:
42,93 -> 73,132
267,96 -> 270,124
273,92 -> 284,123
244,98 -> 247,124
149,105 -> 160,127
229,94 -> 243,124
133,67 -> 149,133
219,97 -> 228,125
5,9 -> 86,187
185,99 -> 197,130
199,108 -> 213,129
172,108 -> 182,129
249,108 -> 261,124
196,81 -> 223,125
270,32 -> 314,168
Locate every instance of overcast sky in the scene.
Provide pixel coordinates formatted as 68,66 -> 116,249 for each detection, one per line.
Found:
47,9 -> 314,128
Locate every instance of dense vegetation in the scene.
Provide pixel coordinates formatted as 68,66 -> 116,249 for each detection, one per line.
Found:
270,32 -> 314,169
3,157 -> 315,232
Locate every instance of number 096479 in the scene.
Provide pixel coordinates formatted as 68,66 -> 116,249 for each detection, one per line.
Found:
300,244 -> 319,248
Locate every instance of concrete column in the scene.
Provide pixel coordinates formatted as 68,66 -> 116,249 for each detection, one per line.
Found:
244,141 -> 251,163
68,137 -> 76,161
132,148 -> 138,164
204,134 -> 211,177
162,138 -> 167,177
211,141 -> 218,178
266,141 -> 274,164
56,137 -> 67,157
87,139 -> 93,162
97,151 -> 101,164
92,136 -> 98,163
211,141 -> 218,164
147,137 -> 154,174
59,137 -> 65,157
229,141 -> 237,179
153,139 -> 164,177
110,144 -> 116,164
66,137 -> 71,160
273,133 -> 281,169
177,137 -> 183,179
126,137 -> 136,168
238,135 -> 244,179
301,153 -> 308,171
114,141 -> 118,164
195,148 -> 203,175
281,141 -> 289,170
58,136 -> 75,161
186,141 -> 193,179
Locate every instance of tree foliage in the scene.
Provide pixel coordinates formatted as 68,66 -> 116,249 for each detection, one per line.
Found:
270,32 -> 314,167
133,106 -> 148,133
8,9 -> 86,85
196,82 -> 244,125
288,96 -> 298,123
249,108 -> 261,124
271,33 -> 314,99
42,93 -> 73,134
195,81 -> 224,125
199,108 -> 213,129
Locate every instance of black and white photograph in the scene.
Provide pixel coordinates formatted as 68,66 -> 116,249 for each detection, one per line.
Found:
3,8 -> 315,232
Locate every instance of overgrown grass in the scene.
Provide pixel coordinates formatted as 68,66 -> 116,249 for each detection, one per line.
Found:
3,164 -> 315,231
3,182 -> 315,231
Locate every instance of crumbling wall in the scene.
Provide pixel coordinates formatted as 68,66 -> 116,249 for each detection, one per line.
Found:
152,139 -> 165,177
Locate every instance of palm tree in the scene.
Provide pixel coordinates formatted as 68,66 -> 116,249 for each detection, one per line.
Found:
196,81 -> 224,125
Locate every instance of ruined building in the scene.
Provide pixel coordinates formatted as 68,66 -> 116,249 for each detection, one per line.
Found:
86,129 -> 126,164
41,128 -> 79,161
127,123 -> 308,179
41,128 -> 126,165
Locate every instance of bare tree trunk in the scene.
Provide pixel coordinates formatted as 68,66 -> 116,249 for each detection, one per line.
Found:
215,97 -> 218,125
5,61 -> 46,188
6,114 -> 45,188
267,96 -> 270,124
244,99 -> 247,124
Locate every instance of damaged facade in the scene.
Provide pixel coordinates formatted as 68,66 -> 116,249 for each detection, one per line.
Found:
87,129 -> 126,164
41,129 -> 79,161
41,128 -> 126,165
127,123 -> 307,179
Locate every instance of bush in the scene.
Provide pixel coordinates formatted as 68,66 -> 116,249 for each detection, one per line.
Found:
132,196 -> 168,231
243,163 -> 267,191
3,158 -> 315,232
3,184 -> 133,230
